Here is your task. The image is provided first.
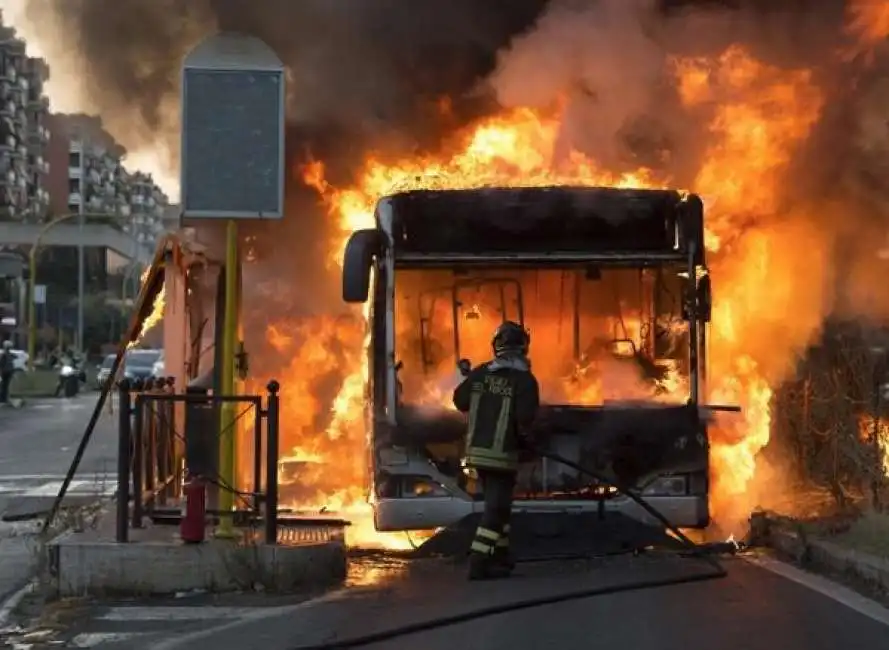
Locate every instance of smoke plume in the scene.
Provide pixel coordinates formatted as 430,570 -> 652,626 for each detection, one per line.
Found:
23,0 -> 546,174
20,0 -> 553,310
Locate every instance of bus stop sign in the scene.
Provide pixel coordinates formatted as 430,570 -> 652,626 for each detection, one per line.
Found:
180,33 -> 286,219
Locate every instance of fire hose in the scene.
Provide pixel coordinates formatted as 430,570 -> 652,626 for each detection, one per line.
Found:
287,447 -> 730,650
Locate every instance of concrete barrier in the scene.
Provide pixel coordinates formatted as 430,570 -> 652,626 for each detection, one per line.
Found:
47,519 -> 348,597
753,512 -> 889,595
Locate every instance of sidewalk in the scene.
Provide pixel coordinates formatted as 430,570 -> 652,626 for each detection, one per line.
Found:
0,521 -> 41,603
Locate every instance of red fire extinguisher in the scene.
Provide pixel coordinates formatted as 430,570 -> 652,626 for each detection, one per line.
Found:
180,475 -> 206,544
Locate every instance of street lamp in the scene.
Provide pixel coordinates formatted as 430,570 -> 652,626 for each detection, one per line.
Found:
26,210 -> 130,369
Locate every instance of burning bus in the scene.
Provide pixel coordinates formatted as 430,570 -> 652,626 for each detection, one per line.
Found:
342,185 -> 716,531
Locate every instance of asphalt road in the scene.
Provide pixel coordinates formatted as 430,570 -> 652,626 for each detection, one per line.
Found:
0,395 -> 116,482
0,393 -> 116,601
26,552 -> 889,649
1,400 -> 887,649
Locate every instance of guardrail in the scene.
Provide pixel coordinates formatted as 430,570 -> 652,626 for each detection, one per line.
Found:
114,378 -> 281,544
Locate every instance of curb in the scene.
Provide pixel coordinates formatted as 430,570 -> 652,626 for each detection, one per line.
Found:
752,512 -> 889,596
0,501 -> 110,626
0,580 -> 35,627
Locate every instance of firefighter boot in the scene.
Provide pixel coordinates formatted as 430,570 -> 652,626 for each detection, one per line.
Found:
468,552 -> 513,581
492,547 -> 515,573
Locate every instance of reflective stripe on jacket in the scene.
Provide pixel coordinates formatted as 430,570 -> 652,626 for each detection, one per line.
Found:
453,358 -> 539,472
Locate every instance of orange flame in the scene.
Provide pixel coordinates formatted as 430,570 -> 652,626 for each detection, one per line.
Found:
131,266 -> 164,348
274,44 -> 827,540
845,0 -> 889,60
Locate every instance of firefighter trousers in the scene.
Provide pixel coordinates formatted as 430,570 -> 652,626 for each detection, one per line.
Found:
469,468 -> 516,563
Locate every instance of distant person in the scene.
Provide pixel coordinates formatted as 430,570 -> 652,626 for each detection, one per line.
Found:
0,340 -> 14,404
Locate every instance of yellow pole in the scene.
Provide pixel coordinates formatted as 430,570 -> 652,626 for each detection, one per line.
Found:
235,255 -> 245,493
216,219 -> 239,538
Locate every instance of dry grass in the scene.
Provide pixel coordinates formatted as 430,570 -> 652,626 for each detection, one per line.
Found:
831,511 -> 889,558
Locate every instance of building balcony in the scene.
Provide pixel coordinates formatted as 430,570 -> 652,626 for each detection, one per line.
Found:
27,94 -> 48,110
0,63 -> 15,84
27,125 -> 49,144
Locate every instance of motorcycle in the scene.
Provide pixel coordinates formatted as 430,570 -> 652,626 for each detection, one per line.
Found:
56,360 -> 87,398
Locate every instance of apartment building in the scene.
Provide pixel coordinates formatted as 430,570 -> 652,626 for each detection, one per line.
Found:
46,113 -> 168,249
0,17 -> 50,222
120,170 -> 168,255
0,16 -> 51,345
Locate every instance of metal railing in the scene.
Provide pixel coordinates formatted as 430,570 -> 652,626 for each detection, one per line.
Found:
115,378 -> 281,544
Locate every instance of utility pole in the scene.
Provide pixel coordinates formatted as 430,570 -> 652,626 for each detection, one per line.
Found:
76,138 -> 85,351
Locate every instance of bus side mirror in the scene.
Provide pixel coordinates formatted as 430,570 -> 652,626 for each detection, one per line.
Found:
342,229 -> 383,303
457,358 -> 471,376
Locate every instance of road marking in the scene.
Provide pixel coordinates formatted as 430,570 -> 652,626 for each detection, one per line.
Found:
25,401 -> 89,410
0,475 -> 116,498
72,632 -> 149,647
29,480 -> 97,496
745,555 -> 889,627
0,474 -> 109,481
97,606 -> 267,621
148,591 -> 351,650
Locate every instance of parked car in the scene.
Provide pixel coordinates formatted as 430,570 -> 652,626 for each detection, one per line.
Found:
95,354 -> 116,389
123,349 -> 162,383
95,349 -> 162,389
151,350 -> 165,378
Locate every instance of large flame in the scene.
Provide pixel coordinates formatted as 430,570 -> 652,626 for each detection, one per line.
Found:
131,265 -> 164,348
260,42 -> 833,544
845,0 -> 889,59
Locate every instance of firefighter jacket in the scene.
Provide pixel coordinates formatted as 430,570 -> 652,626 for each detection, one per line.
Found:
453,356 -> 540,472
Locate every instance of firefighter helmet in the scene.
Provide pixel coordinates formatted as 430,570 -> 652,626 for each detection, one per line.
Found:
492,320 -> 530,356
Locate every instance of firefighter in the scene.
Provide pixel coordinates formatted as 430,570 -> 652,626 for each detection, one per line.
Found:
453,320 -> 540,580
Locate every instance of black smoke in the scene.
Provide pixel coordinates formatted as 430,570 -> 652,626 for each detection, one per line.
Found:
22,0 -> 888,315
23,0 -> 553,313
26,0 -> 547,167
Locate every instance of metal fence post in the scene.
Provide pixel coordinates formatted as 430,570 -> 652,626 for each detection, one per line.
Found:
144,381 -> 158,511
158,377 -> 174,505
131,379 -> 145,528
116,379 -> 132,543
165,377 -> 182,500
253,398 -> 263,515
264,380 -> 280,545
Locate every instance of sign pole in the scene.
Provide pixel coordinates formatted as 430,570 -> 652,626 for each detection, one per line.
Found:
180,32 -> 285,540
